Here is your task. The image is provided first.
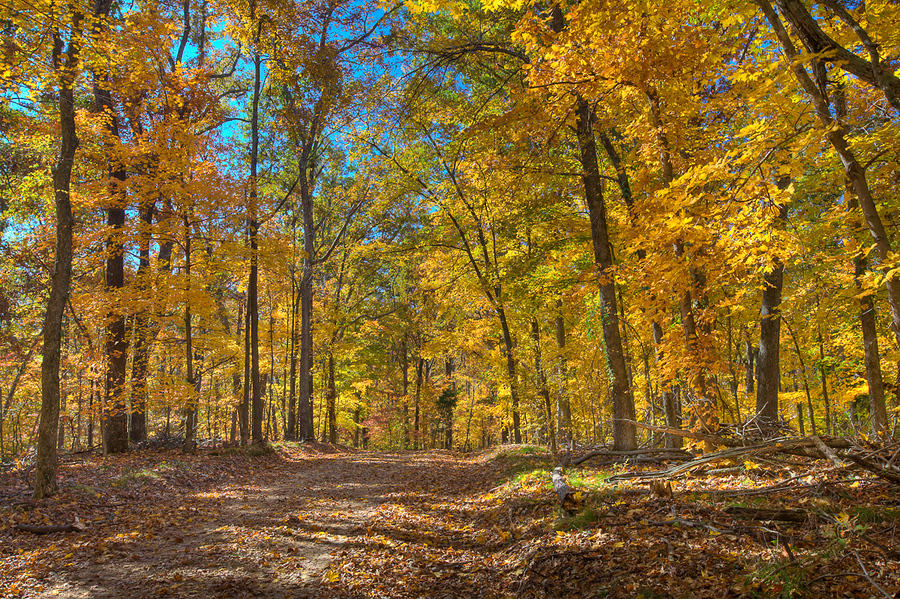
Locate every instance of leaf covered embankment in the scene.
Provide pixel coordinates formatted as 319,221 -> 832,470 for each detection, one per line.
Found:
325,444 -> 900,598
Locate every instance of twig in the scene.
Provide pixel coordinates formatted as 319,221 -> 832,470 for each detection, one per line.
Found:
851,549 -> 892,599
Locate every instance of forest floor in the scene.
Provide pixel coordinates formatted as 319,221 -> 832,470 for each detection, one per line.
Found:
1,443 -> 898,599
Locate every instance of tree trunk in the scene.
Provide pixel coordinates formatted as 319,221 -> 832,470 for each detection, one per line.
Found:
531,318 -> 557,453
129,203 -> 154,443
855,254 -> 888,436
554,299 -> 572,444
496,306 -> 521,443
744,337 -> 755,397
414,356 -> 423,449
783,318 -> 817,435
95,19 -> 129,455
756,205 -> 788,423
652,321 -> 682,449
400,336 -> 409,448
818,331 -> 832,435
760,0 -> 900,349
34,14 -> 82,498
287,280 -> 298,440
248,50 -> 263,445
327,351 -> 337,444
575,98 -> 635,450
237,298 -> 248,445
183,215 -> 197,453
297,172 -> 315,441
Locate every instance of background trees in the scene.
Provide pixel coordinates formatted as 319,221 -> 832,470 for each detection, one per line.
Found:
1,0 -> 899,493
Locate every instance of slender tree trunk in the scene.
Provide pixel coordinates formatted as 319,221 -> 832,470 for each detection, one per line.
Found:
745,336 -> 756,397
248,50 -> 263,444
496,306 -> 521,443
783,319 -> 817,435
183,215 -> 197,453
298,172 -> 315,440
575,98 -> 635,450
130,203 -> 154,443
652,322 -> 681,448
414,355 -> 423,449
531,318 -> 557,453
554,299 -> 571,444
327,351 -> 337,444
57,379 -> 66,451
237,298 -> 248,445
353,397 -> 361,448
287,279 -> 298,439
400,336 -> 409,448
855,254 -> 888,436
33,16 -> 83,498
817,331 -> 832,435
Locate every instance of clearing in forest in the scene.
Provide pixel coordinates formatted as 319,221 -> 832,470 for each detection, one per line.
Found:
1,444 -> 898,598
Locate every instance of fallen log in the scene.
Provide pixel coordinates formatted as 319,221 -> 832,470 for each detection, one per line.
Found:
569,447 -> 692,467
724,506 -> 808,523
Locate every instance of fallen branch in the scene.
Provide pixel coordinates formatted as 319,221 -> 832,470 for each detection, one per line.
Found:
569,447 -> 692,467
844,454 -> 900,486
851,549 -> 892,599
724,506 -> 808,523
811,435 -> 843,467
15,517 -> 86,534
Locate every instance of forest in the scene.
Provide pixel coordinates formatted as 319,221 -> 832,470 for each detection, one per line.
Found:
1,0 -> 899,597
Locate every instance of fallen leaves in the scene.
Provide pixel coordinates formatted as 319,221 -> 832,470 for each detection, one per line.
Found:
1,446 -> 898,598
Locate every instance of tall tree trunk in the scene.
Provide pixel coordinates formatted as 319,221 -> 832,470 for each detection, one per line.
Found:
497,306 -> 521,443
400,336 -> 409,448
653,321 -> 682,448
248,50 -> 263,444
531,318 -> 557,453
183,215 -> 196,452
297,170 -> 315,440
34,12 -> 83,498
414,355 -> 423,449
327,350 -> 337,444
756,205 -> 788,424
237,297 -> 248,445
783,318 -> 817,435
554,299 -> 572,444
129,203 -> 154,443
575,98 -> 635,450
834,86 -> 889,438
353,396 -> 361,448
745,336 -> 756,397
854,254 -> 888,436
818,330 -> 832,435
94,1 -> 128,454
287,279 -> 298,440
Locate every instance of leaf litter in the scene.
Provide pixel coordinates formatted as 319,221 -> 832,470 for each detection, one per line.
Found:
1,444 -> 898,598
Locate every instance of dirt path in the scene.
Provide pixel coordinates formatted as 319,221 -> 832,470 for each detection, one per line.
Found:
5,445 -> 899,598
0,447 -> 501,599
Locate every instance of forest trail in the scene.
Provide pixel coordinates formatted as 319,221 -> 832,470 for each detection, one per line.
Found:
1,445 -> 504,599
4,444 -> 900,598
